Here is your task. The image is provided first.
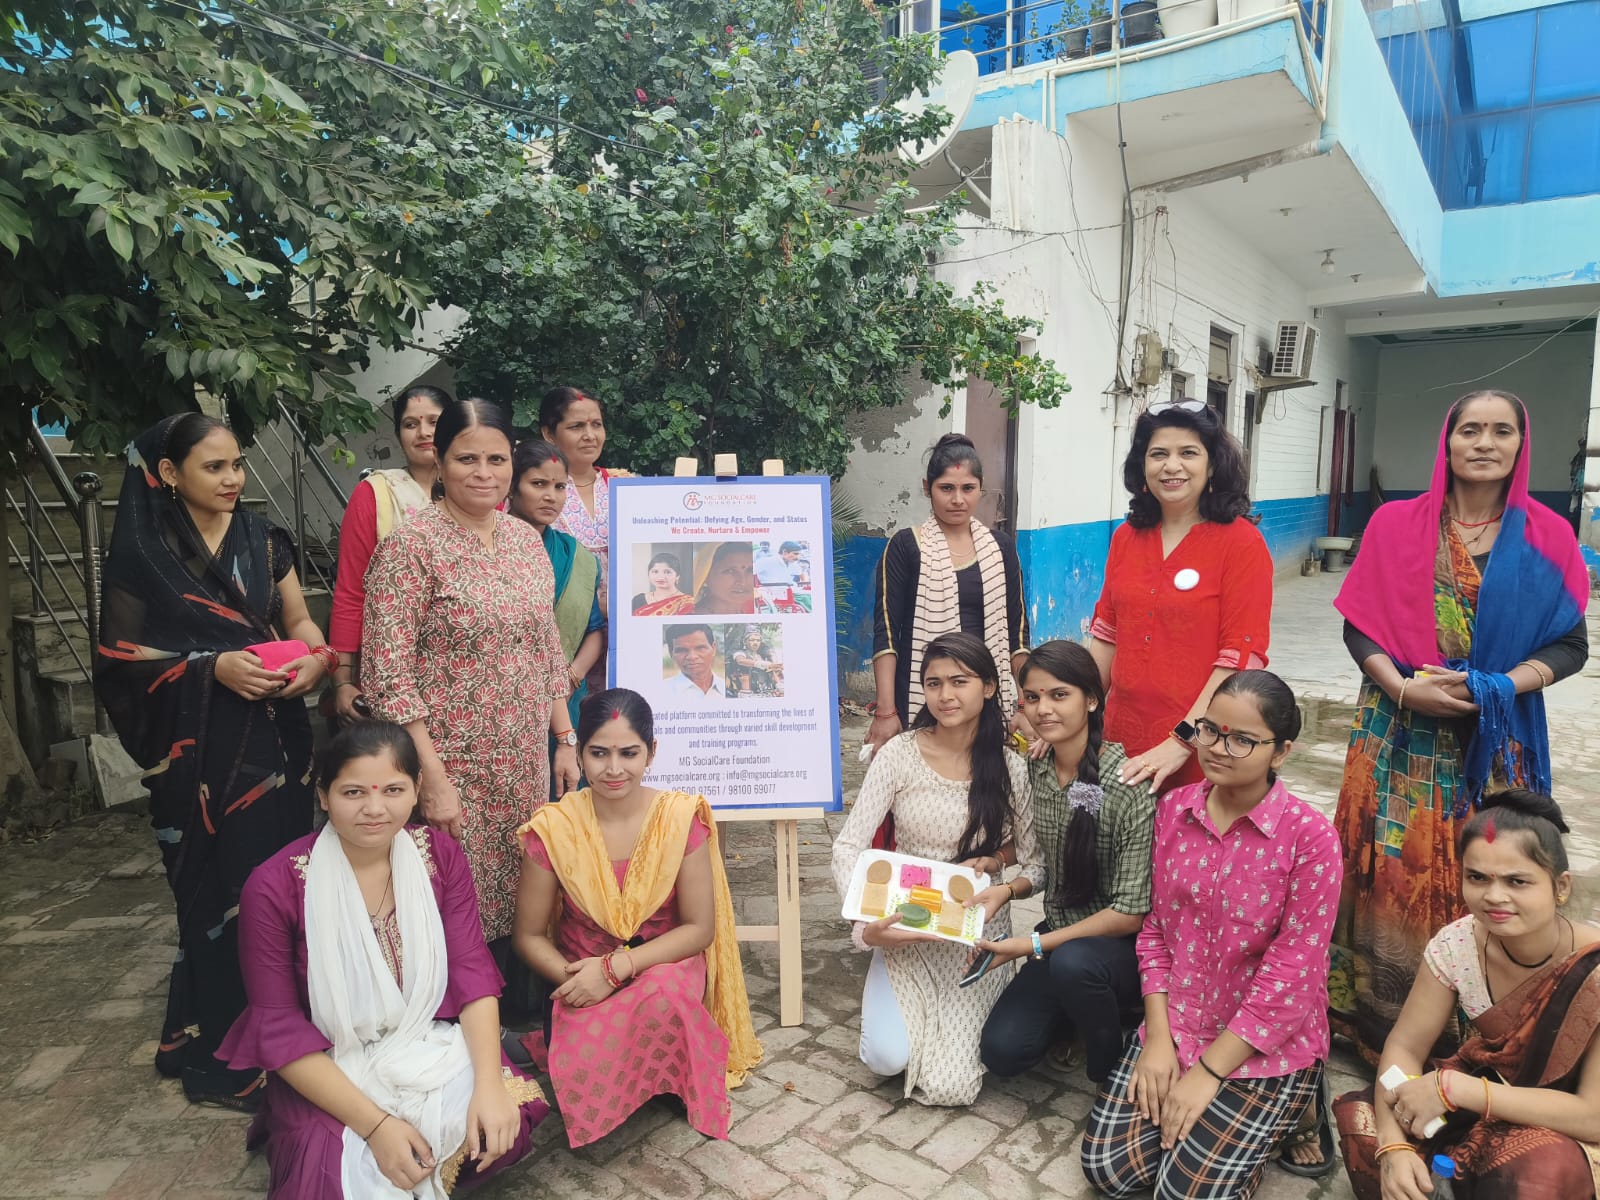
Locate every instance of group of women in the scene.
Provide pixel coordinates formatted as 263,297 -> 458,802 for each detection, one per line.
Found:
91,381 -> 1600,1199
95,388 -> 762,1197
842,390 -> 1599,1199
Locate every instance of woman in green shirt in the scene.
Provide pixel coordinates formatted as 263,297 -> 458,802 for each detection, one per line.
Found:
977,640 -> 1156,1082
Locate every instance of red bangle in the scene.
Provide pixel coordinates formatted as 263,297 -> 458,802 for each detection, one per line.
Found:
875,708 -> 898,720
312,645 -> 340,674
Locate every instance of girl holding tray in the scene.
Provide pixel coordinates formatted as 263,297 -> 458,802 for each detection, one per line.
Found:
832,631 -> 1045,1106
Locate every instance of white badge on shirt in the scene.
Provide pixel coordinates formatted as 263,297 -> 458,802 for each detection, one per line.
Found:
1173,568 -> 1200,591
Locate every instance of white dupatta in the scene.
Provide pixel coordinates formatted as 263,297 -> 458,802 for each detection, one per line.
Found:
304,823 -> 475,1199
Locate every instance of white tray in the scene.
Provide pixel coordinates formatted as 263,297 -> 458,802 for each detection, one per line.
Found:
840,849 -> 988,946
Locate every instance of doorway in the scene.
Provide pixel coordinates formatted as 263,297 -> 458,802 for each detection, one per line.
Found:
964,374 -> 1018,531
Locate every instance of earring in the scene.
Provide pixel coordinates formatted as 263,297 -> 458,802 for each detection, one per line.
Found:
1141,484 -> 1149,494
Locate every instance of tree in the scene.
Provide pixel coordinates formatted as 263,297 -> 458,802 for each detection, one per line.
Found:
427,0 -> 1069,477
0,0 -> 526,452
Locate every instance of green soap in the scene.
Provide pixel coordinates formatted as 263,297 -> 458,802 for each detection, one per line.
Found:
896,902 -> 931,928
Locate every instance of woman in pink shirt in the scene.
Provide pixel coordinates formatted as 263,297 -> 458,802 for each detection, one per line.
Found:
1082,670 -> 1342,1199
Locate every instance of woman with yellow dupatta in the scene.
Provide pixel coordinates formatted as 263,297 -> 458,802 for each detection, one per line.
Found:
513,688 -> 761,1147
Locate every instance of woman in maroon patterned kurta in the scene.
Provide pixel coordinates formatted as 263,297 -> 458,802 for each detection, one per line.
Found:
363,399 -> 577,943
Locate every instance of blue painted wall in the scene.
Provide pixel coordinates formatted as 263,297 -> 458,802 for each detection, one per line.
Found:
1438,194 -> 1600,294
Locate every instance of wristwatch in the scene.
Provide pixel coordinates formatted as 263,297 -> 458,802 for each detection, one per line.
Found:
555,729 -> 578,747
1171,719 -> 1198,744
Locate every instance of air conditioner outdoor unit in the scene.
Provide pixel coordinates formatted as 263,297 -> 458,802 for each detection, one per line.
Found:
1269,320 -> 1318,380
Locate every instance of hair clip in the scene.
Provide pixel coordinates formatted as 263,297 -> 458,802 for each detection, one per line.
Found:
1068,782 -> 1104,817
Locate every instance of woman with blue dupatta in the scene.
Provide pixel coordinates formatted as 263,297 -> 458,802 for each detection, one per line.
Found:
1328,390 -> 1589,1063
509,439 -> 605,756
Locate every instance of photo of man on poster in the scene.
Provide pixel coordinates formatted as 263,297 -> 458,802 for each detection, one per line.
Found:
662,623 -> 727,701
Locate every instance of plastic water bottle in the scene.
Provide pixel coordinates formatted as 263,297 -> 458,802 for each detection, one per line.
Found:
1430,1154 -> 1457,1200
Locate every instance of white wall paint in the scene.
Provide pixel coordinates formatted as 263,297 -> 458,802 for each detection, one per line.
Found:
842,113 -> 1378,535
1371,332 -> 1595,493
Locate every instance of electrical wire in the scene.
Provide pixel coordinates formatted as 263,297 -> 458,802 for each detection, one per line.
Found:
1424,305 -> 1600,391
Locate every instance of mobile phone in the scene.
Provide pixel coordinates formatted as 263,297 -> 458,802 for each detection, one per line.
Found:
958,949 -> 996,988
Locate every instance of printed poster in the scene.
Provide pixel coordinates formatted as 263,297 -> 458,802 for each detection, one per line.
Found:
608,476 -> 842,813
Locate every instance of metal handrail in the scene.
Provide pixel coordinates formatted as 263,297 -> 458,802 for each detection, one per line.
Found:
4,423 -> 107,731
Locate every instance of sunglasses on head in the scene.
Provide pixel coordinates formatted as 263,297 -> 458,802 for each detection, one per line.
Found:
1146,398 -> 1209,416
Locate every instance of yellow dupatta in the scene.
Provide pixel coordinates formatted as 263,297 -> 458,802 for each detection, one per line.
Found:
517,789 -> 763,1086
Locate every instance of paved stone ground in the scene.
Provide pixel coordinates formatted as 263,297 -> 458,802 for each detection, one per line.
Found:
4,571 -> 1598,1198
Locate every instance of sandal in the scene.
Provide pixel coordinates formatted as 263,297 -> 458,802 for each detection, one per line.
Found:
1275,1081 -> 1337,1178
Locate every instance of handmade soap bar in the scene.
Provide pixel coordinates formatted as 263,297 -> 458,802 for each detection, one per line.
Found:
899,864 -> 932,888
946,875 -> 974,903
860,882 -> 889,917
937,902 -> 966,936
897,902 -> 931,928
909,885 -> 944,911
865,859 -> 894,885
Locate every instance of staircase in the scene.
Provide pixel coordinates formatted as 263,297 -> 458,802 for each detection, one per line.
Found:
3,410 -> 347,811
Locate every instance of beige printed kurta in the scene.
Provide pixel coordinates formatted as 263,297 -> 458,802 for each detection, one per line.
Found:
832,731 -> 1044,1106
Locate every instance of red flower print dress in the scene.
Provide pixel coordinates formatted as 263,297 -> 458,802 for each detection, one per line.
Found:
362,504 -> 569,940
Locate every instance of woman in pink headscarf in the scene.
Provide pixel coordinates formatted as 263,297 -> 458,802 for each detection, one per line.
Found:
1327,390 -> 1588,1064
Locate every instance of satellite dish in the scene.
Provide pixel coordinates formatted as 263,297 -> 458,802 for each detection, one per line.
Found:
895,50 -> 980,165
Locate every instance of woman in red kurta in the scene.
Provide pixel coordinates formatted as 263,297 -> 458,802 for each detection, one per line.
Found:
1090,400 -> 1273,795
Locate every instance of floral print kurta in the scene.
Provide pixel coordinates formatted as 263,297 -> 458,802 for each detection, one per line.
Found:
832,732 -> 1045,1106
362,504 -> 568,940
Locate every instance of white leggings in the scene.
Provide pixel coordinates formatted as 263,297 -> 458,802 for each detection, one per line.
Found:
858,949 -> 911,1077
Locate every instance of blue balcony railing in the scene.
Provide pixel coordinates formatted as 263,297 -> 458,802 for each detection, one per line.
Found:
887,0 -> 1325,77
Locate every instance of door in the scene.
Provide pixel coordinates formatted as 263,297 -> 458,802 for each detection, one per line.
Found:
963,374 -> 1018,531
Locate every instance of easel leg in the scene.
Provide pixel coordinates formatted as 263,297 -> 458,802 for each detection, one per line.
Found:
775,818 -> 803,1027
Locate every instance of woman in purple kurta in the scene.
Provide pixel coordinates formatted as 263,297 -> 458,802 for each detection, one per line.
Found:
219,722 -> 549,1198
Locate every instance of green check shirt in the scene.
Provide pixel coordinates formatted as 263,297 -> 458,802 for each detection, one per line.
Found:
1030,742 -> 1156,932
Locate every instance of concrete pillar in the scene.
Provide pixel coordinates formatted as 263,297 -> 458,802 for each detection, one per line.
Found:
1583,321 -> 1600,552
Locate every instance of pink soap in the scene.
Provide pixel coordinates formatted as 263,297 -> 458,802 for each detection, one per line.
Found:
899,864 -> 932,888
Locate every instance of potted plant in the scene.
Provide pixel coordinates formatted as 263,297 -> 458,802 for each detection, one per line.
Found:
1123,0 -> 1161,43
1156,0 -> 1218,37
1054,0 -> 1091,59
1087,0 -> 1115,53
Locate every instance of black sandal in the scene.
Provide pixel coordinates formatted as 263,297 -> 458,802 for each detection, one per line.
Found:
1276,1082 -> 1337,1178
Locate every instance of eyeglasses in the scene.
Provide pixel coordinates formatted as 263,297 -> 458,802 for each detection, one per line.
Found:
1193,717 -> 1281,758
1147,398 -> 1209,416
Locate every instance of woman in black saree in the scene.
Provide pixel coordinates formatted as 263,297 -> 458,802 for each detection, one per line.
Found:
95,413 -> 333,1108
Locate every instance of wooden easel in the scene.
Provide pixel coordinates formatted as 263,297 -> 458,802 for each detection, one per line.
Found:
675,453 -> 826,1027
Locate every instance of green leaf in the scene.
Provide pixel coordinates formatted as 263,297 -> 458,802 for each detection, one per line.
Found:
104,211 -> 134,261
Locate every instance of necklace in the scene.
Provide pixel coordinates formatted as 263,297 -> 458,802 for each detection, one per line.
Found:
1452,513 -> 1502,528
367,872 -> 393,922
1499,915 -> 1567,969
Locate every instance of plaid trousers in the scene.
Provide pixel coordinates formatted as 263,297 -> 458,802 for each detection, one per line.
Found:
1081,1036 -> 1323,1200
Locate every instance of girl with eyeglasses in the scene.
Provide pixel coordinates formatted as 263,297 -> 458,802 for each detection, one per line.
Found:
1089,401 -> 1272,798
1082,670 -> 1342,1198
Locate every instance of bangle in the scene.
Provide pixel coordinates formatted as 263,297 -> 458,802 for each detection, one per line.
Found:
1375,1142 -> 1418,1162
311,645 -> 340,674
1482,1077 -> 1492,1121
1435,1070 -> 1457,1112
600,953 -> 623,990
1397,678 -> 1412,710
364,1112 -> 391,1142
618,949 -> 636,982
1197,1056 -> 1228,1083
1002,882 -> 1016,902
335,681 -> 359,692
1030,931 -> 1045,960
1519,660 -> 1553,689
875,708 -> 898,720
